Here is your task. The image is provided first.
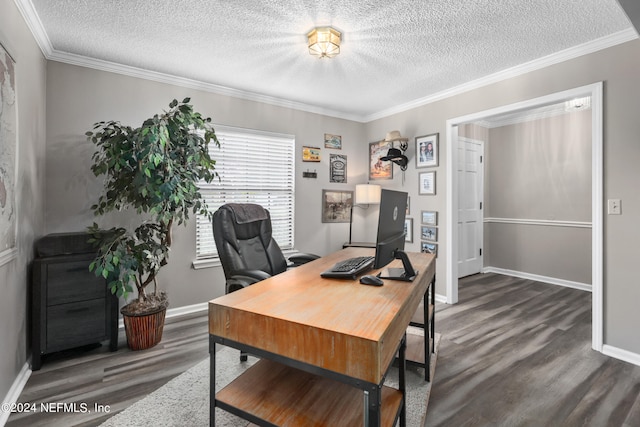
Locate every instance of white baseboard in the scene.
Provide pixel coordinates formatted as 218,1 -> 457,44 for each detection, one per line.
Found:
435,293 -> 447,304
0,302 -> 211,427
0,362 -> 32,426
117,302 -> 208,329
482,268 -> 640,367
602,344 -> 640,367
165,302 -> 208,319
482,267 -> 592,292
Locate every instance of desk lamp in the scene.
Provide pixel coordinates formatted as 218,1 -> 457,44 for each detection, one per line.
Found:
348,184 -> 381,245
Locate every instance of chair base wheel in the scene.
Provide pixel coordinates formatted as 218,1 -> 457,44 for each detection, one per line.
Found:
240,352 -> 248,362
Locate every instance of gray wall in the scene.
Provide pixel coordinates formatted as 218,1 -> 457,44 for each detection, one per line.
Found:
45,62 -> 368,308
487,110 -> 592,222
0,0 -> 47,407
485,223 -> 592,283
484,110 -> 592,284
365,39 -> 640,353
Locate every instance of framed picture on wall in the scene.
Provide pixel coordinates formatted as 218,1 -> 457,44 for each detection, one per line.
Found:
324,133 -> 342,149
421,242 -> 438,256
321,190 -> 353,223
421,226 -> 437,242
418,171 -> 436,195
404,218 -> 413,242
415,133 -> 438,168
369,140 -> 393,180
0,42 -> 18,267
302,146 -> 321,162
329,154 -> 347,183
421,210 -> 437,225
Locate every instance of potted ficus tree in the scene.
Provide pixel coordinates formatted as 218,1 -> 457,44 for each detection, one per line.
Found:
86,98 -> 219,350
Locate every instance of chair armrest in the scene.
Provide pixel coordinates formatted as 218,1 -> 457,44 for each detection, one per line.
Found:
226,269 -> 272,293
288,253 -> 320,267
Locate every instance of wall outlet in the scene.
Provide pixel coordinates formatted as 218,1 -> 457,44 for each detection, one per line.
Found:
608,199 -> 621,215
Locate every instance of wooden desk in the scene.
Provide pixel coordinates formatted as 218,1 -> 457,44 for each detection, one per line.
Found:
209,247 -> 436,426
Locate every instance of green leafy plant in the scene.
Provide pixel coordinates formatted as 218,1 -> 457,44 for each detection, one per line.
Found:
86,98 -> 219,314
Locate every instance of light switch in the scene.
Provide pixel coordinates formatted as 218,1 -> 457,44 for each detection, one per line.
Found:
608,199 -> 621,215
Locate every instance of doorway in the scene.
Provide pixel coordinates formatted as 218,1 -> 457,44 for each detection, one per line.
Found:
445,82 -> 603,352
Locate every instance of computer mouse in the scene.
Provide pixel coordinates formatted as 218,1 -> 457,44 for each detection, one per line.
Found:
360,275 -> 384,286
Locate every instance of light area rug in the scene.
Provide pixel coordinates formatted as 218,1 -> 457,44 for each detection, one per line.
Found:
100,331 -> 439,427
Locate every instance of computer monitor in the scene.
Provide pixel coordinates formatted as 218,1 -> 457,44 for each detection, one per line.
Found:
373,189 -> 418,281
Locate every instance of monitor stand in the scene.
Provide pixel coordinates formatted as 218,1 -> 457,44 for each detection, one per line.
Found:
377,250 -> 418,282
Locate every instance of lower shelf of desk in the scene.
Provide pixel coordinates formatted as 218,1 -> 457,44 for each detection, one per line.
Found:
216,358 -> 402,426
405,332 -> 434,365
406,302 -> 435,362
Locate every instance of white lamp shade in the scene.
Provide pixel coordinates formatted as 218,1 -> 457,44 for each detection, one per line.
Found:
355,184 -> 381,205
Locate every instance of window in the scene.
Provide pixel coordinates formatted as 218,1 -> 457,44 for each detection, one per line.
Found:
195,125 -> 295,265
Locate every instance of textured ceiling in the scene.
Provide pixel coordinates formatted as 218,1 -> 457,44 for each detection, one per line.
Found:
24,0 -> 635,121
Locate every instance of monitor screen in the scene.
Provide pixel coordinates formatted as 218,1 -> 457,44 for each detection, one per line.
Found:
374,189 -> 408,269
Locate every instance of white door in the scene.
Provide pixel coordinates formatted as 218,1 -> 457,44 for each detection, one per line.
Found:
457,137 -> 484,278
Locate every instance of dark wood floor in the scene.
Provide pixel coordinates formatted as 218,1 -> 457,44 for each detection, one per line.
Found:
7,273 -> 640,426
427,273 -> 640,427
7,312 -> 210,427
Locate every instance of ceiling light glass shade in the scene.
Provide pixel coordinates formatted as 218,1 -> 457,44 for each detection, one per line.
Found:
355,184 -> 381,205
307,27 -> 341,58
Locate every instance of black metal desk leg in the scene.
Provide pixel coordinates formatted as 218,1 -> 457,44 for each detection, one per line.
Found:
209,337 -> 216,427
399,334 -> 407,427
365,385 -> 382,427
431,275 -> 436,354
423,288 -> 430,382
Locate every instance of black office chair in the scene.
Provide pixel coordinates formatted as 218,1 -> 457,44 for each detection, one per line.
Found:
212,203 -> 319,359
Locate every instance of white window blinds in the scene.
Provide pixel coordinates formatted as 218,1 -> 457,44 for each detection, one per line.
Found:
195,125 -> 295,260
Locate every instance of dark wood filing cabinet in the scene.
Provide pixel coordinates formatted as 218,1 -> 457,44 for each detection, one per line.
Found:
31,233 -> 118,370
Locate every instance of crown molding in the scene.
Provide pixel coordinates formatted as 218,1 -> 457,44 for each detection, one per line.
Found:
45,49 -> 366,122
363,28 -> 638,122
15,0 -> 638,124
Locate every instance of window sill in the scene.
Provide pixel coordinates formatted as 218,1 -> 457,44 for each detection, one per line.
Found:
192,258 -> 222,270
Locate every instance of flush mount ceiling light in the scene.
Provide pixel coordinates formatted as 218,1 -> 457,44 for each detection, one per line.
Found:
307,27 -> 341,58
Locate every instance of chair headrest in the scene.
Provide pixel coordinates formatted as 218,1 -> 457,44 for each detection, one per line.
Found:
223,203 -> 269,224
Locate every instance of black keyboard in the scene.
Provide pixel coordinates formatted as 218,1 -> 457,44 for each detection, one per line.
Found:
321,256 -> 375,280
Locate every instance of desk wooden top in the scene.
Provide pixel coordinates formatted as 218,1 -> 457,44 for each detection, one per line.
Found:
209,247 -> 435,384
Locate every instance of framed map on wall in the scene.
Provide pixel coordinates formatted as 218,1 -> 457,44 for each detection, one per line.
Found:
0,42 -> 17,266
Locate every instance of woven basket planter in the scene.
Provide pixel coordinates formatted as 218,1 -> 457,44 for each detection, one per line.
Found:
121,305 -> 167,351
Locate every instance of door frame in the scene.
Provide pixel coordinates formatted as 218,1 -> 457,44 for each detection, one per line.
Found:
445,82 -> 604,351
